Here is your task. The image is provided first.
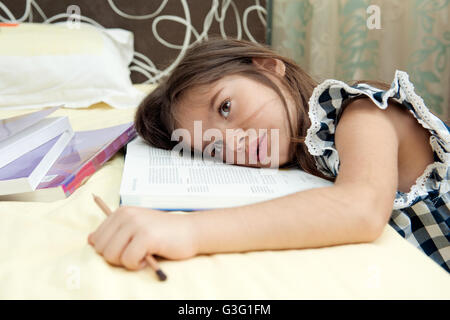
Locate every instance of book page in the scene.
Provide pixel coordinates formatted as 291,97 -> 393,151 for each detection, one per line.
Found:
121,137 -> 332,200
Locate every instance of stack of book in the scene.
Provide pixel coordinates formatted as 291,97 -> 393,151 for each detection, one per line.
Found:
0,106 -> 137,201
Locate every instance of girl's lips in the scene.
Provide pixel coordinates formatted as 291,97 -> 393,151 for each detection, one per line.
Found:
248,132 -> 268,164
248,135 -> 258,163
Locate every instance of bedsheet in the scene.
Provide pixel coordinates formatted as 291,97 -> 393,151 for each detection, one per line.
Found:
0,85 -> 448,299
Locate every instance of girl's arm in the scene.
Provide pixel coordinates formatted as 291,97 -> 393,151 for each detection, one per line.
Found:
88,99 -> 399,270
191,99 -> 399,254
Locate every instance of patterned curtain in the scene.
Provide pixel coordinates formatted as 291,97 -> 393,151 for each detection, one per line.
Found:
270,0 -> 450,122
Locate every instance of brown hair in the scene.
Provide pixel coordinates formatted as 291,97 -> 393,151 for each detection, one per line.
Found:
134,38 -> 382,181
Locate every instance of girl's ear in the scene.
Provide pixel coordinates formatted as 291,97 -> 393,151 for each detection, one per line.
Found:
252,57 -> 286,77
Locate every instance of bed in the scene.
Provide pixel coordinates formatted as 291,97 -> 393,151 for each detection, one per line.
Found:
0,1 -> 448,300
0,85 -> 449,300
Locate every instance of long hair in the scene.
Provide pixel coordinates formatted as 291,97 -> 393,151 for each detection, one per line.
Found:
135,38 -> 360,181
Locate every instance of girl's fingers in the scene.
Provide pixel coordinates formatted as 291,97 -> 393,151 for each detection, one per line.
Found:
90,215 -> 115,244
139,259 -> 148,270
120,232 -> 151,270
91,214 -> 125,254
88,233 -> 93,245
102,224 -> 135,266
89,208 -> 126,247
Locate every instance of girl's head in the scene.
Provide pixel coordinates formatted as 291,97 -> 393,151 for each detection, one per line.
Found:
135,38 -> 329,179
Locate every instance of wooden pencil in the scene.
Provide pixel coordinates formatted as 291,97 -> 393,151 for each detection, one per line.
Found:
91,193 -> 167,281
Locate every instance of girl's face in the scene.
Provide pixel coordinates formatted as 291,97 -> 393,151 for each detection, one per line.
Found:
173,73 -> 297,168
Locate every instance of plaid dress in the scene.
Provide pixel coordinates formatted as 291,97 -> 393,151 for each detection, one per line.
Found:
305,70 -> 449,272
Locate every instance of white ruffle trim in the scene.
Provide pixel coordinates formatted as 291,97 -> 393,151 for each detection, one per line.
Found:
305,70 -> 449,210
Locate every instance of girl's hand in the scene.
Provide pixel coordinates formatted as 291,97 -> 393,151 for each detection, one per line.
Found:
88,206 -> 197,270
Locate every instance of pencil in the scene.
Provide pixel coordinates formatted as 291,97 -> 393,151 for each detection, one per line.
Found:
91,193 -> 167,281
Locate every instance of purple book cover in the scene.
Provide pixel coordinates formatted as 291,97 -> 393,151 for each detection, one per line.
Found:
38,122 -> 136,196
0,122 -> 136,197
0,106 -> 61,143
0,134 -> 61,180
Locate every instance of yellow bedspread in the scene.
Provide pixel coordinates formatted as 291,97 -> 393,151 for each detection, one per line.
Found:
0,85 -> 448,299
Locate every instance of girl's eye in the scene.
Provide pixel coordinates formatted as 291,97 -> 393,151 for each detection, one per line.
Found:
219,99 -> 231,118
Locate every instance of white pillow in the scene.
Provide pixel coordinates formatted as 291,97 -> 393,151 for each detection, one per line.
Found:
0,22 -> 145,109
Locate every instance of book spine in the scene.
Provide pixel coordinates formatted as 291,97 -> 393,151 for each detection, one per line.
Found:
61,125 -> 137,197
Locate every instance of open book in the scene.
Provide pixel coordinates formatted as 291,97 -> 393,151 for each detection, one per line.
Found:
120,136 -> 333,210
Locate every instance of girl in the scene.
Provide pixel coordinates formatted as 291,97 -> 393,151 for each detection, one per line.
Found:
88,39 -> 449,272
